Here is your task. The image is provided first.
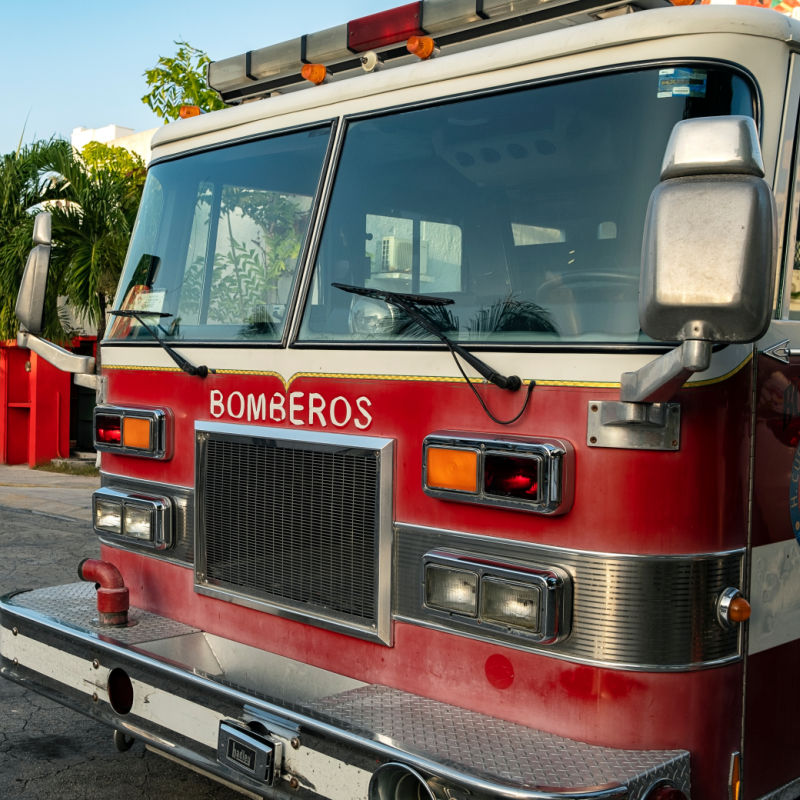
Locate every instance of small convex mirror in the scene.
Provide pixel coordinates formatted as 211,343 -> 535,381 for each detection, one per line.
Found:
640,116 -> 776,345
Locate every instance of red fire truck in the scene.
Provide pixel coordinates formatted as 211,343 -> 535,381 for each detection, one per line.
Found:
4,0 -> 800,797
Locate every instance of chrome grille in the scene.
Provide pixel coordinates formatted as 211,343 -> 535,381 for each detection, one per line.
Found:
195,423 -> 393,643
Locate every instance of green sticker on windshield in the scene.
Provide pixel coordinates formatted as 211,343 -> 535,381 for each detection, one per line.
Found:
657,68 -> 707,99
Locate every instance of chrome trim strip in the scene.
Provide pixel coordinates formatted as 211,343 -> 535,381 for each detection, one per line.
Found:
194,421 -> 394,645
396,523 -> 745,671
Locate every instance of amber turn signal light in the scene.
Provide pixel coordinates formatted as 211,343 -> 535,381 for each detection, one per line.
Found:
122,417 -> 152,450
717,587 -> 751,628
407,35 -> 436,59
179,104 -> 201,118
426,447 -> 478,493
301,64 -> 328,85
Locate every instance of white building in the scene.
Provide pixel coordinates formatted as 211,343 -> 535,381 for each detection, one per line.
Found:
71,123 -> 157,165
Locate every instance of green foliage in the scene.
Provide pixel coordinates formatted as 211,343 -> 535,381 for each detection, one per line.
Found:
46,143 -> 144,343
0,138 -> 145,344
0,139 -> 73,341
81,141 -> 145,178
142,41 -> 226,121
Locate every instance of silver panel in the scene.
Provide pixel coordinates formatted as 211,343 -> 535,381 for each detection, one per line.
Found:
587,401 -> 681,451
305,25 -> 350,65
195,422 -> 394,645
3,584 -> 690,799
749,539 -> 800,655
249,39 -> 302,81
396,524 -> 743,670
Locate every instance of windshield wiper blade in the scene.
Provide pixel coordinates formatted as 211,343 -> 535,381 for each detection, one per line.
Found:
333,283 -> 521,391
110,310 -> 212,378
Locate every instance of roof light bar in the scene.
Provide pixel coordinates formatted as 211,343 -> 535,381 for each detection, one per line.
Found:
207,0 -> 666,104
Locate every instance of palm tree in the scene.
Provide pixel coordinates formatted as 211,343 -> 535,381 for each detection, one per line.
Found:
0,139 -> 71,341
42,143 -> 145,351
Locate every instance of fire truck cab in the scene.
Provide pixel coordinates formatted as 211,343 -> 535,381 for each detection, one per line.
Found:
4,1 -> 800,798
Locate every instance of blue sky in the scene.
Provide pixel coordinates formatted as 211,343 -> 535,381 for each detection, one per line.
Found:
1,0 -> 393,156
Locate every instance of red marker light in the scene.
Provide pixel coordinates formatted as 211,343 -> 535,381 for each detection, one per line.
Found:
96,415 -> 122,445
348,2 -> 424,52
484,454 -> 540,500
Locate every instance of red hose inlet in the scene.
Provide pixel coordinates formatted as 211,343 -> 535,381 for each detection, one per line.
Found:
78,559 -> 129,626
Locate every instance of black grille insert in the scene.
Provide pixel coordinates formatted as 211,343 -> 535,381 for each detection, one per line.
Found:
196,426 -> 390,639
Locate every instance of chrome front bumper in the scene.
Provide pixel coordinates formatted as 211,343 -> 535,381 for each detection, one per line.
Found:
0,583 -> 690,800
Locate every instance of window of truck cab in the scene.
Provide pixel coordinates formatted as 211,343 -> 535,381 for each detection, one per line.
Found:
297,65 -> 755,346
109,126 -> 331,342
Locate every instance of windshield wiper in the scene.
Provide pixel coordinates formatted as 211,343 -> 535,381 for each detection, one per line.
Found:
333,283 -> 521,391
110,310 -> 212,378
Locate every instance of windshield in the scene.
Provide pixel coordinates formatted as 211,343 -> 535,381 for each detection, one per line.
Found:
298,65 -> 754,345
109,126 -> 331,342
110,65 -> 754,346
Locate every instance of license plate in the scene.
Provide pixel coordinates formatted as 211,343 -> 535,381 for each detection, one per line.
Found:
218,721 -> 282,785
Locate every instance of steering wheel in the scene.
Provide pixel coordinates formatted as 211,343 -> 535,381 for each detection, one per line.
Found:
535,272 -> 639,335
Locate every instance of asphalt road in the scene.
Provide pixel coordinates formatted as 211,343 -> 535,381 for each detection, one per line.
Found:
0,506 -> 244,799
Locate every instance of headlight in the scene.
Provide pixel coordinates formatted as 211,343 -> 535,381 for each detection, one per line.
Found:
481,577 -> 540,631
422,551 -> 571,644
94,498 -> 122,534
92,489 -> 172,550
424,564 -> 478,616
124,504 -> 154,540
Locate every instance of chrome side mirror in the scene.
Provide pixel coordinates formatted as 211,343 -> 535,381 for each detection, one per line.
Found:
640,115 -> 776,344
622,116 -> 776,403
15,211 -> 52,335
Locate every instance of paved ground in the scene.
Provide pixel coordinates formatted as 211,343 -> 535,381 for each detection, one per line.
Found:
0,464 -> 244,798
0,463 -> 98,523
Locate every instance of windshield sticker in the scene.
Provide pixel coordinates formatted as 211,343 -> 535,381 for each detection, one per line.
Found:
131,289 -> 166,313
657,68 -> 707,99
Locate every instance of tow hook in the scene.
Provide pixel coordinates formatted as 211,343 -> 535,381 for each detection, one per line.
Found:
78,559 -> 130,626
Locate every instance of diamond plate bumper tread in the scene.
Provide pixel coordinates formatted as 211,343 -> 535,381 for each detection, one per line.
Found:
3,584 -> 690,798
6,583 -> 199,644
312,685 -> 690,795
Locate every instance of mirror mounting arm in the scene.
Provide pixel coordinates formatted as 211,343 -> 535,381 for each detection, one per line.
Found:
620,340 -> 712,404
17,331 -> 96,376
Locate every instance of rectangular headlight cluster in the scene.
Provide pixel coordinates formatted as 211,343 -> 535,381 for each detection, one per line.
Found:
94,405 -> 170,459
423,551 -> 571,644
423,433 -> 573,515
93,488 -> 172,550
